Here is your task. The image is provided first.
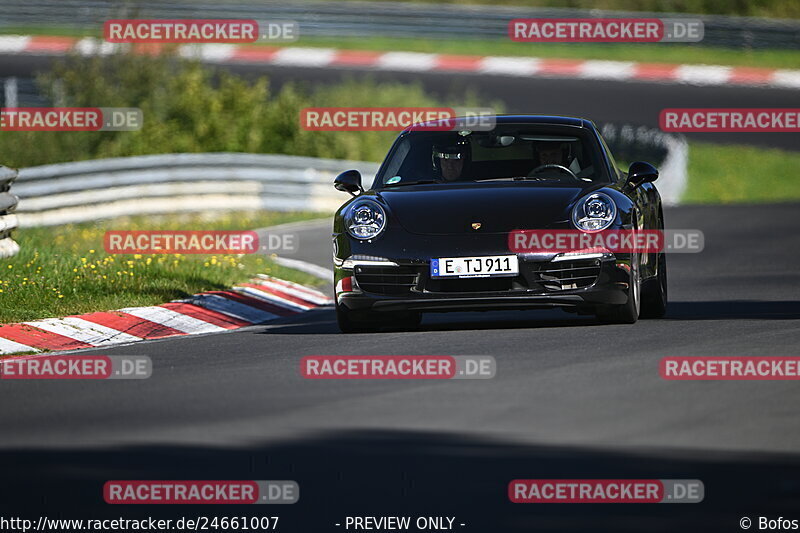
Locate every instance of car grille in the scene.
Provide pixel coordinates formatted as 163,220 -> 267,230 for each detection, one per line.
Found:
426,276 -> 515,293
533,259 -> 601,291
354,265 -> 419,295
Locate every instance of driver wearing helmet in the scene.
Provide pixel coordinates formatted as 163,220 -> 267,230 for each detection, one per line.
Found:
432,140 -> 470,182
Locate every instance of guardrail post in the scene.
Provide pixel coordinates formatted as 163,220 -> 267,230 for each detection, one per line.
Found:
4,77 -> 18,108
0,166 -> 20,259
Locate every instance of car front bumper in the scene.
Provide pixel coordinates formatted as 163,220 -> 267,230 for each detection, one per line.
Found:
334,253 -> 632,314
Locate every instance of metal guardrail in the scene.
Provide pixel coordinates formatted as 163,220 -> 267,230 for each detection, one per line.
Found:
0,0 -> 798,50
0,166 -> 20,258
14,153 -> 380,226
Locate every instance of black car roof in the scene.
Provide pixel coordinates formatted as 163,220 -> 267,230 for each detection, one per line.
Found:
491,115 -> 591,127
403,114 -> 595,132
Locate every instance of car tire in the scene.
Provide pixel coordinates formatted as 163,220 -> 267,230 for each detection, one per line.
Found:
640,252 -> 668,319
596,252 -> 641,324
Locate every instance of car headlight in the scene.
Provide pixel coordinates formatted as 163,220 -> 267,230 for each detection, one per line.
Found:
345,200 -> 386,240
572,192 -> 617,232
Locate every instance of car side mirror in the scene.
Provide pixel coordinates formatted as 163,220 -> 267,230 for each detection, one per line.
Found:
334,169 -> 363,196
626,161 -> 659,189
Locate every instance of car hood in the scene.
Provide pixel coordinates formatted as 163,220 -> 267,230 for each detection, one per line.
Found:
377,183 -> 588,235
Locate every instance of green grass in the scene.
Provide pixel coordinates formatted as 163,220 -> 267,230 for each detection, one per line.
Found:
4,28 -> 800,70
0,211 -> 328,323
317,0 -> 800,19
0,27 -> 93,38
685,142 -> 800,203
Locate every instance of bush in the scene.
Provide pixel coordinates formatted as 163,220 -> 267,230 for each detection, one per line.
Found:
0,50 -> 497,167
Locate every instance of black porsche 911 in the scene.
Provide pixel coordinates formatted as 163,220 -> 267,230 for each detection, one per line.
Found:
331,115 -> 667,333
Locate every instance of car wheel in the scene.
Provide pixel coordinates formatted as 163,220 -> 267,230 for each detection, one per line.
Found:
640,252 -> 668,319
596,252 -> 641,324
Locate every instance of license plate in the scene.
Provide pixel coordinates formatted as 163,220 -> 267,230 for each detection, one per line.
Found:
430,255 -> 519,278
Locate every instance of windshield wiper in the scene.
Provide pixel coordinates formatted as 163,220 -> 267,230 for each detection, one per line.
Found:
383,179 -> 438,187
474,176 -> 546,182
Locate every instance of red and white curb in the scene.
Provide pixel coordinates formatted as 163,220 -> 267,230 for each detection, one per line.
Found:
0,275 -> 332,355
0,35 -> 798,89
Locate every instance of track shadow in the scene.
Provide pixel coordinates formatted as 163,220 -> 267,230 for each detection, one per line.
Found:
666,300 -> 800,320
264,300 -> 800,337
260,308 -> 607,336
0,430 -> 798,532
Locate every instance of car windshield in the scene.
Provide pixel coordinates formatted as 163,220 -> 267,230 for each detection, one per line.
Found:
375,124 -> 610,189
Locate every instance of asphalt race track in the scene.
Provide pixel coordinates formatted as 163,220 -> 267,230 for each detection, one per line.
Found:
1,204 -> 799,532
